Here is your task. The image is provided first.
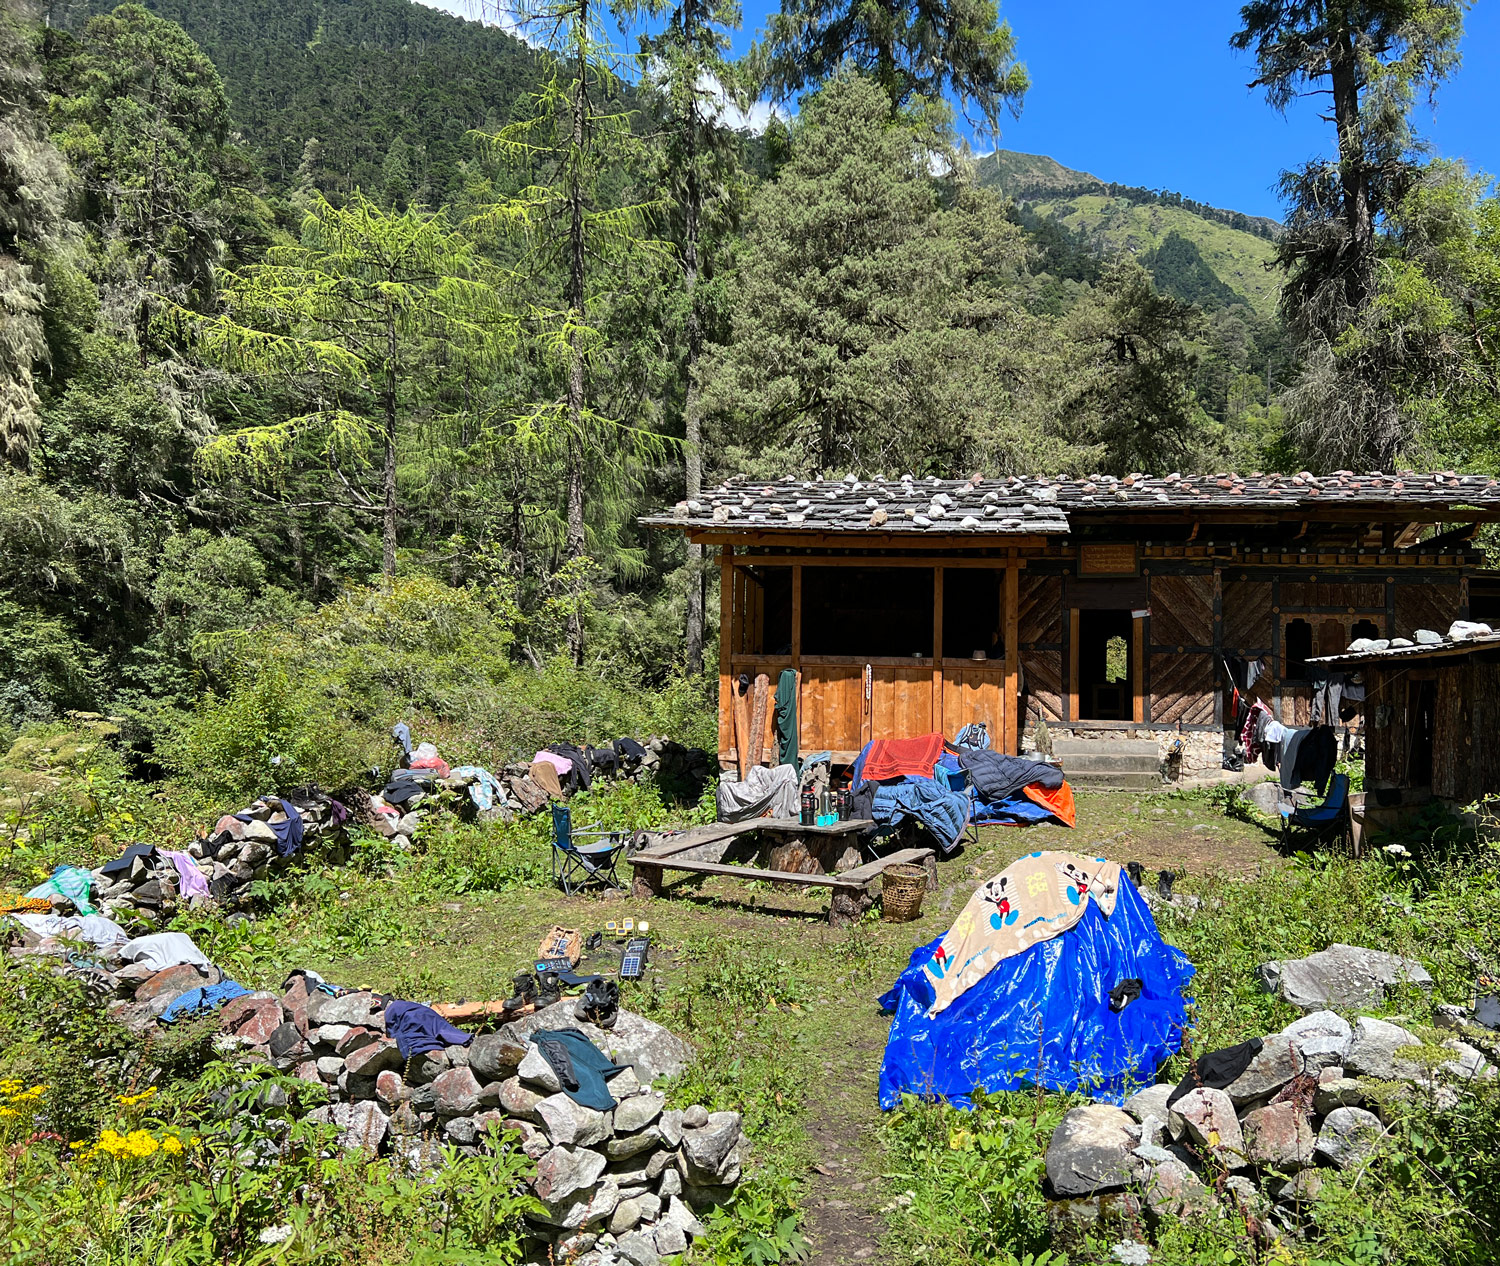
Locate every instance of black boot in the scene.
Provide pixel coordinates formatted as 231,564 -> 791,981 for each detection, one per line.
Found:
536,972 -> 563,1009
502,972 -> 537,1013
579,978 -> 620,1030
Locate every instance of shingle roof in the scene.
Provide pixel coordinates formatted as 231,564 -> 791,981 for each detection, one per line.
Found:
642,470 -> 1500,537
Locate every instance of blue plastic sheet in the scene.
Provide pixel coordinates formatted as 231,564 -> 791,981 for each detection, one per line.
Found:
877,876 -> 1195,1108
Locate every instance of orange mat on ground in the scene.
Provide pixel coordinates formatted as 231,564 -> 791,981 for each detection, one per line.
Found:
1023,780 -> 1077,828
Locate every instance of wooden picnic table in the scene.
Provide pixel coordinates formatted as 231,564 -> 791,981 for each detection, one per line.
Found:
628,817 -> 936,925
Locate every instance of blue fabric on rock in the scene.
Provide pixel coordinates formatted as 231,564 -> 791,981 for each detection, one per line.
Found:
877,875 -> 1195,1108
161,980 -> 252,1023
384,1000 -> 473,1057
451,766 -> 504,812
531,1027 -> 628,1111
869,777 -> 970,854
236,800 -> 305,858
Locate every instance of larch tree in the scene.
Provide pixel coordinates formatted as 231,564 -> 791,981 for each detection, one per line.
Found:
185,192 -> 514,583
630,0 -> 747,675
1231,0 -> 1470,467
760,0 -> 1028,133
469,0 -> 667,663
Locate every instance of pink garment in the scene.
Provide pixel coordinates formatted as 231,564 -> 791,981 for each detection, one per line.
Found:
159,849 -> 211,899
532,751 -> 573,776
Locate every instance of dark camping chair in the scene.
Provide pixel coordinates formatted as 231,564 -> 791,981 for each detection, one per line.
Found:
1279,773 -> 1353,852
550,804 -> 627,895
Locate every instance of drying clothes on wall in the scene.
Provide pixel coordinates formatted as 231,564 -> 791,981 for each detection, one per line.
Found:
955,749 -> 1063,804
922,851 -> 1123,1016
717,764 -> 799,823
548,744 -> 593,792
392,721 -> 413,757
235,800 -> 305,859
384,1000 -> 473,1058
615,737 -> 647,767
8,912 -> 128,947
382,771 -> 436,806
1240,701 -> 1275,764
775,670 -> 799,770
25,865 -> 98,916
451,766 -> 504,812
878,868 -> 1194,1107
161,980 -> 252,1023
120,932 -> 212,972
870,778 -> 971,855
529,760 -> 565,799
587,745 -> 619,779
98,843 -> 157,878
409,742 -> 451,778
530,1028 -> 629,1111
852,732 -> 946,790
1308,670 -> 1347,726
159,849 -> 211,899
1280,725 -> 1338,794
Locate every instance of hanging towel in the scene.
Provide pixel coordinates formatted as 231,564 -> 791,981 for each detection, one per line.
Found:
774,670 -> 799,770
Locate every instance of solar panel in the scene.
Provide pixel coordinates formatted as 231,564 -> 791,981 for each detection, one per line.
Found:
620,936 -> 650,980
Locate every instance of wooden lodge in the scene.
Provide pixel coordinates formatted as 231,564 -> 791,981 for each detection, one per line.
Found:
643,472 -> 1500,769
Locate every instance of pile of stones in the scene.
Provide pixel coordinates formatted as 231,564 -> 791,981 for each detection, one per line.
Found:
93,793 -> 348,920
1045,943 -> 1497,1233
97,960 -> 740,1266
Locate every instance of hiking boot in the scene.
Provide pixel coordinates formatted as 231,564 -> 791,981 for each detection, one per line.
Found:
502,972 -> 538,1014
578,978 -> 620,1030
536,972 -> 563,1009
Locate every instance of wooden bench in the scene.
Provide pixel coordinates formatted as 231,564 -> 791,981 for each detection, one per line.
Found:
629,832 -> 937,926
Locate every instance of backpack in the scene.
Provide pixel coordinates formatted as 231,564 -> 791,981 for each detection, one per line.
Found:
954,722 -> 991,750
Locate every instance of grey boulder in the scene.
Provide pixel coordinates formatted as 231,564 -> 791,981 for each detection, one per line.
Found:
1044,1105 -> 1144,1196
1315,1107 -> 1386,1169
533,1144 -> 608,1204
537,1093 -> 613,1147
1258,944 -> 1432,1011
1279,1010 -> 1352,1072
1345,1016 -> 1426,1082
679,1111 -> 743,1185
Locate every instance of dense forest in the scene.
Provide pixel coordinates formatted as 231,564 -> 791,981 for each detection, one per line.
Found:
2,0 -> 1499,768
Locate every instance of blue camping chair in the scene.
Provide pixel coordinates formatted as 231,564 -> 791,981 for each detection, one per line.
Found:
1280,773 -> 1353,852
551,805 -> 627,895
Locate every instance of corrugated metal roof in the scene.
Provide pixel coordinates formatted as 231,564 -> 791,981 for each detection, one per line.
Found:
642,470 -> 1500,537
1309,633 -> 1500,666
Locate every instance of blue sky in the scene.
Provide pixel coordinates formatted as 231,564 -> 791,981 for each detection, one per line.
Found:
423,0 -> 1500,221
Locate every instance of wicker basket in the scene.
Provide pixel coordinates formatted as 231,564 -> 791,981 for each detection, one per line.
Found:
881,863 -> 927,923
536,925 -> 583,967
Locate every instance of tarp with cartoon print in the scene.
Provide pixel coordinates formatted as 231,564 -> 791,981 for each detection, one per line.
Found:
924,852 -> 1122,1016
877,860 -> 1195,1108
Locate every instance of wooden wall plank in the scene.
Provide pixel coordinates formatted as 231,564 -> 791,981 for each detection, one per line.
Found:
1149,653 -> 1215,724
1149,574 -> 1214,646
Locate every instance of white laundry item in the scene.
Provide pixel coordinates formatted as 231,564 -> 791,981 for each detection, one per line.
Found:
119,931 -> 211,972
1264,721 -> 1286,745
8,912 -> 128,948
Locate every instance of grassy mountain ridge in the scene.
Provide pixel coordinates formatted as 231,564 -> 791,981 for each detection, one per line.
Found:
76,0 -> 544,202
976,149 -> 1283,317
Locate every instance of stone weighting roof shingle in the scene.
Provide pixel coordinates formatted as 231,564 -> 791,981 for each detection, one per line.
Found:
641,470 -> 1500,537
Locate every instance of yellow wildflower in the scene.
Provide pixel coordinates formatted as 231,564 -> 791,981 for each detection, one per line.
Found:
115,1088 -> 157,1107
161,1136 -> 184,1155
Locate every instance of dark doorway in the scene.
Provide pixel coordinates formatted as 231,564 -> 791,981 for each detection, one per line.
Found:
1078,609 -> 1133,720
1406,678 -> 1436,787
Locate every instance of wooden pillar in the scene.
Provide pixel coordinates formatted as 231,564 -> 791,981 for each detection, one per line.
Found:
719,545 -> 733,766
932,566 -> 944,733
791,564 -> 803,666
1131,613 -> 1145,724
1067,607 -> 1080,723
1003,562 -> 1020,754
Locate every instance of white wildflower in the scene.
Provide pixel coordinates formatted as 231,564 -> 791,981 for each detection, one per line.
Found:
1112,1241 -> 1152,1266
1383,843 -> 1411,857
258,1225 -> 294,1245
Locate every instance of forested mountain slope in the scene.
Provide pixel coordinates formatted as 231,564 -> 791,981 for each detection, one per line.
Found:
75,0 -> 542,201
977,150 -> 1282,317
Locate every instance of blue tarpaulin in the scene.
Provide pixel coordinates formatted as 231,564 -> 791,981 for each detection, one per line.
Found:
877,875 -> 1195,1108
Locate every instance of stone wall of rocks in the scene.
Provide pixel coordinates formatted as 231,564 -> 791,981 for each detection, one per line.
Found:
104,960 -> 739,1266
1045,941 -> 1497,1238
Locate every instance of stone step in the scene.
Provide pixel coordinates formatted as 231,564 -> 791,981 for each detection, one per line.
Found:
1051,739 -> 1161,757
1065,771 -> 1163,791
1057,753 -> 1160,773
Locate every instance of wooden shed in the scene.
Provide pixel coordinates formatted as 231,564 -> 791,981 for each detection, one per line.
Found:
1310,634 -> 1500,804
643,472 -> 1500,769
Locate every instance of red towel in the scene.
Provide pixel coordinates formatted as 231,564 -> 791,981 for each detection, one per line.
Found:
860,732 -> 945,784
1023,780 -> 1077,828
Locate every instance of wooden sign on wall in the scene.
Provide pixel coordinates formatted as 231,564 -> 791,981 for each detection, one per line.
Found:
1079,543 -> 1140,577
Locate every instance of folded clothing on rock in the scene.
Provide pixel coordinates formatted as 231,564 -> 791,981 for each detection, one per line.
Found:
853,733 -> 946,790
450,766 -> 504,812
530,1026 -> 628,1111
8,912 -> 128,948
161,979 -> 252,1023
384,1000 -> 474,1057
547,744 -> 593,792
159,849 -> 211,899
235,799 -> 305,858
119,931 -> 211,972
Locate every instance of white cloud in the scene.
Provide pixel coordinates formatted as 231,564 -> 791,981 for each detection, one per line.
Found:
413,0 -> 544,47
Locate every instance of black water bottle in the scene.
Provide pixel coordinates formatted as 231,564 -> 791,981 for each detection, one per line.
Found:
800,790 -> 816,826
